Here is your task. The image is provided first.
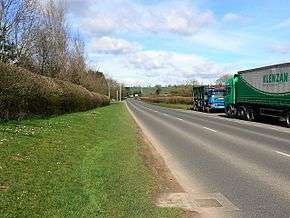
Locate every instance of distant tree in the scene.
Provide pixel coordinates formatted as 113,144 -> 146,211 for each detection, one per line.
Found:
155,85 -> 162,95
215,74 -> 232,85
168,80 -> 199,97
192,79 -> 199,87
106,78 -> 123,100
68,35 -> 86,84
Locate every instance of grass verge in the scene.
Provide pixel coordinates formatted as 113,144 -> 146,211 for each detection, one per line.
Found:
152,102 -> 191,110
0,103 -> 182,217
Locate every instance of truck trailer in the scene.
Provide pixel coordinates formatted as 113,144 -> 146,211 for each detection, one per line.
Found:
224,62 -> 290,127
193,85 -> 225,112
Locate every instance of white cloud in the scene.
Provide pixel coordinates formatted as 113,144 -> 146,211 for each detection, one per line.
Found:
189,30 -> 247,52
142,2 -> 214,35
123,50 -> 225,84
270,44 -> 290,54
276,18 -> 290,29
67,0 -> 93,15
90,37 -> 141,54
222,13 -> 243,23
66,0 -> 260,86
81,17 -> 116,35
69,0 -> 214,36
127,51 -> 172,71
90,49 -> 226,86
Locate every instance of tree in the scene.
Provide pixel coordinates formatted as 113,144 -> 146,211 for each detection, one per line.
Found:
155,85 -> 162,95
107,78 -> 121,100
68,35 -> 86,84
168,80 -> 198,97
0,0 -> 37,65
215,74 -> 232,85
32,0 -> 69,77
0,0 -> 121,98
0,31 -> 17,63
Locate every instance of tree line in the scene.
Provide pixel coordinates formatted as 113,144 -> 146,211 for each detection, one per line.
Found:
0,0 -> 121,98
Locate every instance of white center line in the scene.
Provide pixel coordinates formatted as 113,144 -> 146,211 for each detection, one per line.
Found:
275,151 -> 290,158
203,127 -> 217,133
176,117 -> 184,121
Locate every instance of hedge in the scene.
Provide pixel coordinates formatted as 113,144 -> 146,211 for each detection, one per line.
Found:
0,63 -> 110,119
141,96 -> 193,104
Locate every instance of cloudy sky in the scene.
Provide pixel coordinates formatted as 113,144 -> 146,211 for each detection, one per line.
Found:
67,0 -> 290,86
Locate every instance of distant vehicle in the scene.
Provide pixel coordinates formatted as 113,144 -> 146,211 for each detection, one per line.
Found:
225,62 -> 290,127
192,85 -> 225,112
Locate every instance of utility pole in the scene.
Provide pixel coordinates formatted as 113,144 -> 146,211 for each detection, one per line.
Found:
108,82 -> 111,100
119,84 -> 122,102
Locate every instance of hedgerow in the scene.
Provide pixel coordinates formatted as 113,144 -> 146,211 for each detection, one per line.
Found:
0,63 -> 109,119
140,96 -> 193,104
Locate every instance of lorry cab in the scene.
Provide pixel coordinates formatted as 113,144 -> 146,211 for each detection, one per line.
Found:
225,75 -> 239,117
207,87 -> 226,109
193,85 -> 226,112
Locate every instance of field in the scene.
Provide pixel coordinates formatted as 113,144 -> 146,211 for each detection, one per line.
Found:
128,87 -> 177,96
128,86 -> 193,97
0,103 -> 182,217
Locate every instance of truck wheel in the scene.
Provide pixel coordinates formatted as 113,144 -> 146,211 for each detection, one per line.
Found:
238,107 -> 246,120
245,110 -> 251,121
251,111 -> 256,121
225,107 -> 232,117
245,108 -> 254,121
226,105 -> 236,118
285,113 -> 290,128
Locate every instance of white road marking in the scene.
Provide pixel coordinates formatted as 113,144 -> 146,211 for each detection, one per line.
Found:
176,117 -> 184,121
275,151 -> 290,158
203,127 -> 217,133
163,113 -> 169,116
144,107 -> 153,112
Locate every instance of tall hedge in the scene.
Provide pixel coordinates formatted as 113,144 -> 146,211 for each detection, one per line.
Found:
141,96 -> 193,104
0,63 -> 109,119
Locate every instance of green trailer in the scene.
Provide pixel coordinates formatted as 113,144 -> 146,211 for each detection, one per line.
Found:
225,62 -> 290,127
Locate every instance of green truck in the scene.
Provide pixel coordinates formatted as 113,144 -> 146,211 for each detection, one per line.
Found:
224,62 -> 290,127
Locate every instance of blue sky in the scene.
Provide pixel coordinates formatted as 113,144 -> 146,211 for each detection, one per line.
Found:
67,0 -> 290,86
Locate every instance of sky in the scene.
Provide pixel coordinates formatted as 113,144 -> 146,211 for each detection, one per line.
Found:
67,0 -> 290,86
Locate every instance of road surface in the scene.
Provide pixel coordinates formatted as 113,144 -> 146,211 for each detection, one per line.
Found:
126,99 -> 290,218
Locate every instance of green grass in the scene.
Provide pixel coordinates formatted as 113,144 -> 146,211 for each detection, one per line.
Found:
153,103 -> 191,110
0,103 -> 182,217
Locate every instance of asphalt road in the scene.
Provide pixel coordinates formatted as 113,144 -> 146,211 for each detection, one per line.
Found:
126,99 -> 290,218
